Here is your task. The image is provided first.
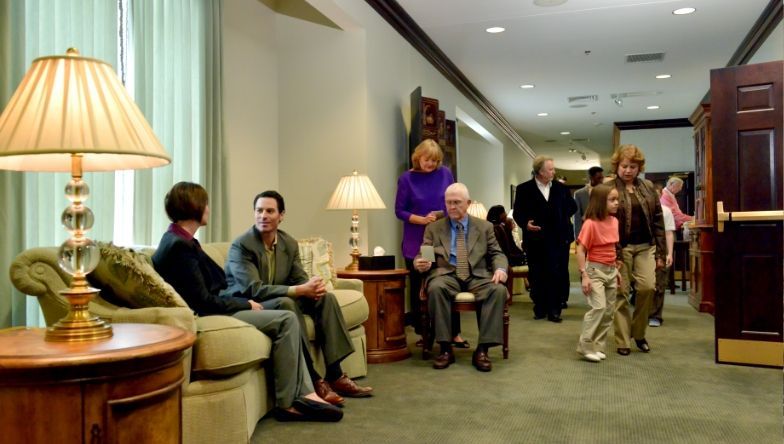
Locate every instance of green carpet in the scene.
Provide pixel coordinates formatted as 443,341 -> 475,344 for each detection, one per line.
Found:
252,288 -> 781,444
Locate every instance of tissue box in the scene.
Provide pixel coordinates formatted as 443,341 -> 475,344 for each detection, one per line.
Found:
359,255 -> 395,271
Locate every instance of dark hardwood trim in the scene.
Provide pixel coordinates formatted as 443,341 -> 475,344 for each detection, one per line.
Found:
365,0 -> 535,158
614,118 -> 692,131
727,0 -> 782,66
701,0 -> 782,103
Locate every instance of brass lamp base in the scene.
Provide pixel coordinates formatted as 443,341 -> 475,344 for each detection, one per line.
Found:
344,250 -> 361,271
45,285 -> 113,342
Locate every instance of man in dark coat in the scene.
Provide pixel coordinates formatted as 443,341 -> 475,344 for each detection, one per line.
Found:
513,156 -> 577,322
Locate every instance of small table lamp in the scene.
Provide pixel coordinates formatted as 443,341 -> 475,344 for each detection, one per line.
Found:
326,170 -> 386,270
467,201 -> 488,220
0,49 -> 170,342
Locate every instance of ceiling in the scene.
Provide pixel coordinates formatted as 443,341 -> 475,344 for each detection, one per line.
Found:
394,0 -> 774,170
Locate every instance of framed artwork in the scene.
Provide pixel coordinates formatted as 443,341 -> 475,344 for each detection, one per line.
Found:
445,119 -> 455,148
437,110 -> 446,145
442,145 -> 457,181
420,96 -> 439,142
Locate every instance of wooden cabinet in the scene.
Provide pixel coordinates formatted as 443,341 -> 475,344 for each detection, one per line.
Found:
337,269 -> 410,363
688,103 -> 715,314
0,323 -> 195,443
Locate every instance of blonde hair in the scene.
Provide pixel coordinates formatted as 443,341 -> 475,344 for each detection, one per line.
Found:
611,144 -> 646,173
532,155 -> 553,176
411,139 -> 443,170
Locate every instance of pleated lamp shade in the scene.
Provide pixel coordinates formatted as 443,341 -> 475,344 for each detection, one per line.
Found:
326,170 -> 386,210
467,201 -> 488,219
0,48 -> 170,172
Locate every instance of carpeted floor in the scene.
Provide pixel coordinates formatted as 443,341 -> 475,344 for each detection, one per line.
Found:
251,287 -> 781,444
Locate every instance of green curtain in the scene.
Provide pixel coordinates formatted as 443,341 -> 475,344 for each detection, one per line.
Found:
0,0 -> 118,328
131,0 -> 228,245
0,0 -> 27,328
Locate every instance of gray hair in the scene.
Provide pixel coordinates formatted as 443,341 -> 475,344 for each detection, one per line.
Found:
532,155 -> 554,176
445,182 -> 470,200
666,176 -> 684,188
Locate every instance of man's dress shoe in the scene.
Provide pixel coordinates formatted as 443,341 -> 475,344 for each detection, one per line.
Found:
329,374 -> 373,397
635,338 -> 651,353
471,350 -> 492,372
291,398 -> 343,422
433,350 -> 455,369
547,315 -> 563,323
534,314 -> 547,320
617,347 -> 631,356
314,379 -> 344,405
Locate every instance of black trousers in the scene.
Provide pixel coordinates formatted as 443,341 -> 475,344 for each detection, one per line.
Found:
526,242 -> 570,318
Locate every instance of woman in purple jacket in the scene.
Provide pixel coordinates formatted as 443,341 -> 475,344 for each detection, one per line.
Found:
395,139 -> 466,347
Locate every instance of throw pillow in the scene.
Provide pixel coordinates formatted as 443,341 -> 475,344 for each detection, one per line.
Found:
89,242 -> 189,309
298,237 -> 336,291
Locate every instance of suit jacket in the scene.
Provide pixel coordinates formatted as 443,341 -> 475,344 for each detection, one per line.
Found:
421,215 -> 508,279
512,178 -> 577,252
224,227 -> 310,302
152,231 -> 252,316
573,185 -> 590,239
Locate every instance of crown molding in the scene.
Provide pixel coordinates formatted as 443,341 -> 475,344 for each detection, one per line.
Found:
365,0 -> 535,158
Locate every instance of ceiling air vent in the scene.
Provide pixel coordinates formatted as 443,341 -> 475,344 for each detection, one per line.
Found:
625,52 -> 665,63
568,94 -> 599,103
571,138 -> 590,143
570,104 -> 588,108
544,139 -> 557,143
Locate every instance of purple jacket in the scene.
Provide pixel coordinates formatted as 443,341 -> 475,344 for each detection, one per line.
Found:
395,166 -> 454,259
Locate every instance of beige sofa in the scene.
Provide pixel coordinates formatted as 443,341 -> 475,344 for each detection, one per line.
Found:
9,240 -> 369,444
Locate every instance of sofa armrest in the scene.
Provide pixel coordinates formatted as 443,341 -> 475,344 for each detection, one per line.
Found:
112,307 -> 197,386
335,278 -> 363,293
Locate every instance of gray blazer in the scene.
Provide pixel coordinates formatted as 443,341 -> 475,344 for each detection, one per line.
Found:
224,227 -> 309,302
421,215 -> 508,279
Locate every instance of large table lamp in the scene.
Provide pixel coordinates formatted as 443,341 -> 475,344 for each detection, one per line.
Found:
326,170 -> 385,270
467,201 -> 488,220
0,48 -> 171,342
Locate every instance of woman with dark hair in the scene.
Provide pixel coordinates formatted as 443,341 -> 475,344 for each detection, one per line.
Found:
487,205 -> 526,266
395,139 -> 467,347
152,182 -> 342,422
610,145 -> 666,356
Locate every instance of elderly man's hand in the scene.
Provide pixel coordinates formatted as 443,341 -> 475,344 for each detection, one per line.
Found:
297,276 -> 327,299
492,269 -> 507,284
413,256 -> 432,273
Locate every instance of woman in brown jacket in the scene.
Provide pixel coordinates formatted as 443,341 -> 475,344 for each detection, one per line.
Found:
610,145 -> 666,356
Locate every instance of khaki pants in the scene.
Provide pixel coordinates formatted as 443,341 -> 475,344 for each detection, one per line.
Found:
576,261 -> 617,355
614,244 -> 656,348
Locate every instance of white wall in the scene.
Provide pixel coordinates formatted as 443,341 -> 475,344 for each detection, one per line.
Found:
457,120 -> 504,209
222,0 -> 531,264
749,20 -> 783,64
619,126 -> 695,173
223,0 -> 279,237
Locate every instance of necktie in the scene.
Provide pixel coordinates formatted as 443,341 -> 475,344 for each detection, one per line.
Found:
456,222 -> 469,280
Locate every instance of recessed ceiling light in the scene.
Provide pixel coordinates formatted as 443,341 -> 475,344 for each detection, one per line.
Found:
673,7 -> 696,15
560,131 -> 570,135
486,27 -> 505,33
534,0 -> 568,6
655,74 -> 672,79
647,105 -> 660,110
537,112 -> 549,117
520,84 -> 535,89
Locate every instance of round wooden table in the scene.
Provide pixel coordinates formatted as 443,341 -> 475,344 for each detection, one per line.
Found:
0,323 -> 195,444
338,268 -> 411,363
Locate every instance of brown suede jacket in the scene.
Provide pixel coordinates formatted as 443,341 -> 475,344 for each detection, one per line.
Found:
612,176 -> 666,262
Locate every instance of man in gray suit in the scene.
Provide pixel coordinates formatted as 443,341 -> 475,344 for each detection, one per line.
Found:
414,183 -> 508,372
573,166 -> 604,239
224,190 -> 372,402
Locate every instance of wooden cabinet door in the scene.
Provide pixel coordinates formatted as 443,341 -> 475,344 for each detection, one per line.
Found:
710,60 -> 783,367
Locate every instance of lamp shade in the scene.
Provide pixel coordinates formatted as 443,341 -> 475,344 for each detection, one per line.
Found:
467,201 -> 488,219
326,170 -> 386,210
0,48 -> 170,172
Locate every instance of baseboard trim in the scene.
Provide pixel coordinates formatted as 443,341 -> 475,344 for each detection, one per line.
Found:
717,338 -> 783,367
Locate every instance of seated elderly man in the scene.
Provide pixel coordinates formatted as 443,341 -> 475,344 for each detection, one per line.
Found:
414,183 -> 508,372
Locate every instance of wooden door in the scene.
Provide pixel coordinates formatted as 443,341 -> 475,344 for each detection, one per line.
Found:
711,60 -> 783,367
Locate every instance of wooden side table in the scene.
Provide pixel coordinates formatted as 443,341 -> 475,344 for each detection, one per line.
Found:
338,268 -> 410,363
0,323 -> 195,444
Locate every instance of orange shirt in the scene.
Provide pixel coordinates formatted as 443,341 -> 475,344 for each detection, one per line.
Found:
577,217 -> 619,265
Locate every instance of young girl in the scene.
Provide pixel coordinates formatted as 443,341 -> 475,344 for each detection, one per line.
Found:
575,184 -> 621,362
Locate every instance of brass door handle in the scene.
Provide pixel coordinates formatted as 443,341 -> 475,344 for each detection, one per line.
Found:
716,201 -> 784,232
